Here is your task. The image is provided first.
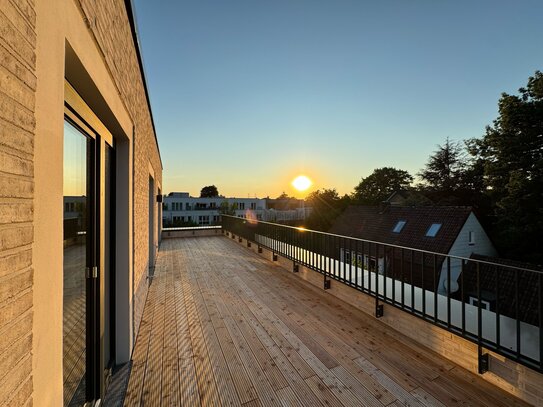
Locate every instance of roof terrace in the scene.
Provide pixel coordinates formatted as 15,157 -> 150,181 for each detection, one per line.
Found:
122,233 -> 536,406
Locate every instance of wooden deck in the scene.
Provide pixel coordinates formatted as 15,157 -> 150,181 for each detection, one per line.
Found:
123,236 -> 530,407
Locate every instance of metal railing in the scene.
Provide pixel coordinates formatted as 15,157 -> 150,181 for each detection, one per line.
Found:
221,215 -> 543,374
163,225 -> 221,231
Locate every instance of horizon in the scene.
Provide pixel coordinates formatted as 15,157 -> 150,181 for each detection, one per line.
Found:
133,0 -> 543,197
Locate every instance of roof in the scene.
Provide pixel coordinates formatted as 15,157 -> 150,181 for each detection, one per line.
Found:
459,254 -> 542,325
328,205 -> 473,254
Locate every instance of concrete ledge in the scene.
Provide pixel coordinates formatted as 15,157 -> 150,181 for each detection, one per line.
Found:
162,228 -> 222,239
226,232 -> 543,406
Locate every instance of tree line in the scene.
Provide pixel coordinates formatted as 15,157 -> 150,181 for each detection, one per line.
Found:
304,71 -> 543,265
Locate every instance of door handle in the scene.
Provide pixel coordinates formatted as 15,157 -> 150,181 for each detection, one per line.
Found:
85,266 -> 98,279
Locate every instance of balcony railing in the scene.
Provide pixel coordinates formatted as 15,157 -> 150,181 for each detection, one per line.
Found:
221,215 -> 543,375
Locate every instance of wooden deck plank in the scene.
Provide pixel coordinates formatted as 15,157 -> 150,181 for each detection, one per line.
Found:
123,279 -> 159,406
353,357 -> 424,407
184,271 -> 242,406
276,386 -> 303,407
122,237 -> 532,407
161,268 -> 180,406
410,387 -> 446,407
141,276 -> 167,406
180,268 -> 222,406
196,274 -> 258,404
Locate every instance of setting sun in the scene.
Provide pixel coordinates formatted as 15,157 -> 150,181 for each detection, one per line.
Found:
292,175 -> 312,191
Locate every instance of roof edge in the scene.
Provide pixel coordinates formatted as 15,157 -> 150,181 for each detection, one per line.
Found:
124,0 -> 163,170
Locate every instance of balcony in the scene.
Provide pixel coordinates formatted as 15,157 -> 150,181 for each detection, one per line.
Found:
122,233 -> 534,406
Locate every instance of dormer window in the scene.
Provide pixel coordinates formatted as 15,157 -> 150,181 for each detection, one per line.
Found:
392,220 -> 406,233
426,223 -> 442,237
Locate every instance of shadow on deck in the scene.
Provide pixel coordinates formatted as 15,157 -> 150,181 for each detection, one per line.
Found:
122,236 -> 530,407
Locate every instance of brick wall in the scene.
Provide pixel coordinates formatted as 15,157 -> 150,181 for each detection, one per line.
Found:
76,0 -> 163,337
0,0 -> 37,404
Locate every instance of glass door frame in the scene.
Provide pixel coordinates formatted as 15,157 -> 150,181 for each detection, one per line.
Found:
64,80 -> 116,404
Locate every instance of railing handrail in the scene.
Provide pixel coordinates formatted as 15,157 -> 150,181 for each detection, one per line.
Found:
163,225 -> 221,231
220,215 -> 542,274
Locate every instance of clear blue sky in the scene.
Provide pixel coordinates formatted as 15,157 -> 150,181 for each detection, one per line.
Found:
133,0 -> 543,198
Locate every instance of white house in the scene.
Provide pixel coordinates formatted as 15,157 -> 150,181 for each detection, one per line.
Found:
329,205 -> 497,295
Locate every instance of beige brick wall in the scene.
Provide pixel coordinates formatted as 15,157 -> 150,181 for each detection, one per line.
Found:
0,0 -> 37,404
229,234 -> 543,406
76,0 -> 163,337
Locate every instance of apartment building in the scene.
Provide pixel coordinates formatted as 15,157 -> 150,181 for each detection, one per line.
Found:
0,1 -> 162,405
163,192 -> 311,226
163,192 -> 266,226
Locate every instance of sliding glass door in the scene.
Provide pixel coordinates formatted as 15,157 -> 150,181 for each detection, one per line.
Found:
63,112 -> 115,405
63,120 -> 92,406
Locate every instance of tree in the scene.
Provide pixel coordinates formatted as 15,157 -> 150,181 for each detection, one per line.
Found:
200,185 -> 219,198
276,192 -> 293,200
304,188 -> 351,231
418,138 -> 466,192
471,71 -> 543,264
353,167 -> 413,205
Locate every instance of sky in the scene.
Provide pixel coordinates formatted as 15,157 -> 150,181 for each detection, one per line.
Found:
133,0 -> 543,198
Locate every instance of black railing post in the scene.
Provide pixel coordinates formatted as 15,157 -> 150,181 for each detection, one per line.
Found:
477,262 -> 488,374
433,254 -> 438,323
461,259 -> 466,335
447,256 -> 451,329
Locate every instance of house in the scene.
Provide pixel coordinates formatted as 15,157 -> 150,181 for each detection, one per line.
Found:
0,1 -> 162,405
457,254 -> 541,325
329,205 -> 497,294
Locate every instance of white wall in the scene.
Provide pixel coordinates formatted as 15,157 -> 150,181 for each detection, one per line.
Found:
438,212 -> 498,295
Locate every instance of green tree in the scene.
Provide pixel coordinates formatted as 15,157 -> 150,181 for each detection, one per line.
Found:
418,138 -> 466,192
304,188 -> 351,231
471,71 -> 543,263
353,167 -> 413,205
200,185 -> 219,198
416,138 -> 489,207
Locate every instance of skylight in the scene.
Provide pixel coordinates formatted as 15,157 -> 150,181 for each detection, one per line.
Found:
426,223 -> 442,237
392,220 -> 406,233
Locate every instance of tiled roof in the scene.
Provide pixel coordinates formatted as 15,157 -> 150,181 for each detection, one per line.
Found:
328,205 -> 472,254
459,254 -> 542,325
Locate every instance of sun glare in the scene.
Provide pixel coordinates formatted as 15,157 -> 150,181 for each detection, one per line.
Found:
292,175 -> 312,191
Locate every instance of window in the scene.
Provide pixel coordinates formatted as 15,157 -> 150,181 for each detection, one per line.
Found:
469,296 -> 490,311
250,202 -> 256,210
392,220 -> 406,233
344,250 -> 351,264
185,203 -> 191,210
198,215 -> 210,225
468,231 -> 475,245
210,202 -> 216,208
425,223 -> 442,237
239,202 -> 245,210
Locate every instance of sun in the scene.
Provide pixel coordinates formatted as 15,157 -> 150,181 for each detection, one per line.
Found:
292,175 -> 312,191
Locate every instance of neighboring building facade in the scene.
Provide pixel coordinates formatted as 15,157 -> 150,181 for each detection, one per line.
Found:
163,192 -> 267,226
329,205 -> 497,295
163,192 -> 309,226
0,1 -> 162,405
